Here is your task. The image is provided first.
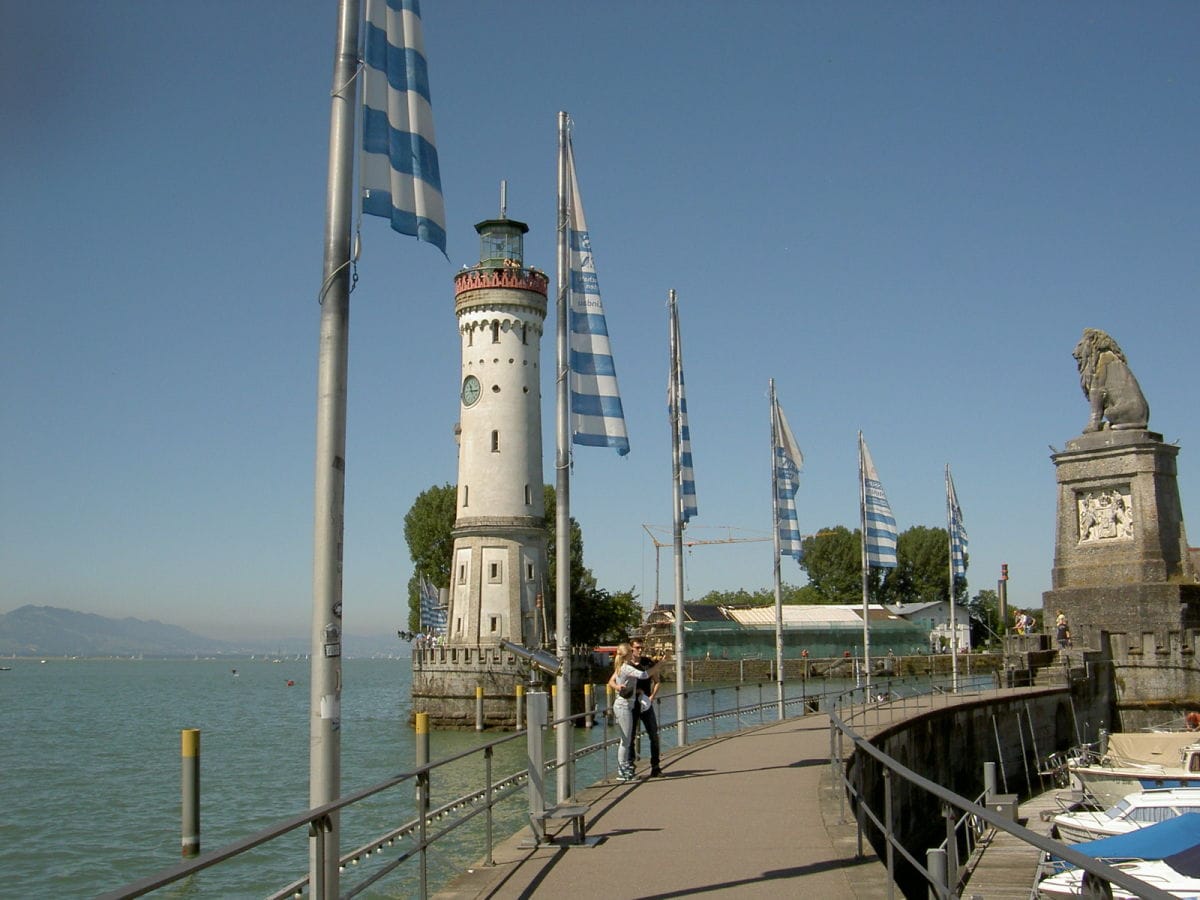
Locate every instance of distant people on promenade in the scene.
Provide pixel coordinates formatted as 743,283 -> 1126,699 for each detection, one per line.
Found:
1014,611 -> 1029,635
1055,610 -> 1070,649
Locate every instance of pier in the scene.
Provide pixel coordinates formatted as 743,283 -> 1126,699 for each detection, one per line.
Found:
434,685 -> 1086,900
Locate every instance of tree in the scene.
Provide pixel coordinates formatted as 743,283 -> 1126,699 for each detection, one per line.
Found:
968,588 -> 1001,648
402,484 -> 457,630
881,526 -> 960,606
799,526 -> 862,603
572,587 -> 643,646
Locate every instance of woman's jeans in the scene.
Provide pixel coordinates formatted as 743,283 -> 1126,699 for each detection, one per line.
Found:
614,697 -> 634,770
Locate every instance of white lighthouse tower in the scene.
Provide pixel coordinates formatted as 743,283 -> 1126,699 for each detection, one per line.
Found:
412,208 -> 551,727
447,213 -> 548,649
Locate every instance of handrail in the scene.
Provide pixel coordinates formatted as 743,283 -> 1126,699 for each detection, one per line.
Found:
828,696 -> 1176,900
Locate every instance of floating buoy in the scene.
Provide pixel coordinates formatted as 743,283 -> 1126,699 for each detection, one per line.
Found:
286,680 -> 295,686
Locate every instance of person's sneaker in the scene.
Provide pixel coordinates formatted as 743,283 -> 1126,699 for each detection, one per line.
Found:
618,767 -> 635,782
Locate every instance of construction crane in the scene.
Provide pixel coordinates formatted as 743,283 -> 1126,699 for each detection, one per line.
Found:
641,524 -> 773,607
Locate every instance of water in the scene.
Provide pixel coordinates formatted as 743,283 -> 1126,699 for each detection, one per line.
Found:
1,657 -> 972,898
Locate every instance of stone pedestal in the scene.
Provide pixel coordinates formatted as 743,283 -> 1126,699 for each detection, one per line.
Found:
1043,430 -> 1200,728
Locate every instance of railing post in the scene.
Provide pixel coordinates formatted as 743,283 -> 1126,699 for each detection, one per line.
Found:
526,691 -> 549,844
415,712 -> 430,900
484,746 -> 494,866
181,728 -> 200,858
983,760 -> 996,798
926,847 -> 946,900
884,769 -> 895,900
943,802 -> 958,891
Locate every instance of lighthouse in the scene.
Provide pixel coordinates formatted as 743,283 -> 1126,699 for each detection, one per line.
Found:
412,209 -> 551,727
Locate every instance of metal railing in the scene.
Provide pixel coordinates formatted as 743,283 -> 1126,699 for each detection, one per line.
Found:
101,675 -> 857,899
828,689 -> 1176,900
100,670 -> 1156,900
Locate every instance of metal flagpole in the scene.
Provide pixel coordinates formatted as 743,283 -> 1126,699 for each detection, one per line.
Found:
858,432 -> 871,694
769,381 -> 785,718
309,0 -> 358,894
553,111 -> 573,803
668,290 -> 687,747
947,465 -> 959,693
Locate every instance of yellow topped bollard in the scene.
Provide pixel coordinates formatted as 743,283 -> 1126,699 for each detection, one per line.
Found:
181,728 -> 200,858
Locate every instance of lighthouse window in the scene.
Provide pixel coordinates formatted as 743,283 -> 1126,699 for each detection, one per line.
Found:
526,563 -> 534,581
458,563 -> 467,584
462,485 -> 468,507
524,484 -> 531,505
489,561 -> 502,583
491,430 -> 499,452
489,616 -> 499,633
522,324 -> 528,345
491,321 -> 500,343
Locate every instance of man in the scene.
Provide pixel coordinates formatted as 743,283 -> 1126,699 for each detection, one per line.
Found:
628,639 -> 662,778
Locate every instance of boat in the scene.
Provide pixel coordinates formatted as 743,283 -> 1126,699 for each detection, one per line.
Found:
1039,814 -> 1200,898
1054,788 -> 1200,843
1070,732 -> 1200,808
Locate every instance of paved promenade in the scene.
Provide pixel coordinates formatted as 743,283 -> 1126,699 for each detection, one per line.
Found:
434,710 -> 894,900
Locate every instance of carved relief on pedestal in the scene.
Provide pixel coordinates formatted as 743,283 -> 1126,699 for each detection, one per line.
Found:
1077,487 -> 1134,544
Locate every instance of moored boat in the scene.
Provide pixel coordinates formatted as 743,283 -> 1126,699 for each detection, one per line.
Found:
1054,788 -> 1200,843
1070,732 -> 1200,808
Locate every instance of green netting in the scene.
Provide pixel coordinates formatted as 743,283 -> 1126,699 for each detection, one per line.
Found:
678,620 -> 930,660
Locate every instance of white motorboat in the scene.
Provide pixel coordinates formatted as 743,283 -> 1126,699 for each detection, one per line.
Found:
1070,732 -> 1200,808
1054,788 -> 1200,843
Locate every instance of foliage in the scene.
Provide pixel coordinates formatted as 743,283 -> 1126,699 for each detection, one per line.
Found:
402,484 -> 457,630
694,585 -> 808,606
798,526 -> 864,603
968,588 -> 1001,648
879,525 -> 964,606
572,587 -> 644,646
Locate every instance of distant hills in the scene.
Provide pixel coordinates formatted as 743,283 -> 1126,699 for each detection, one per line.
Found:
0,605 -> 404,659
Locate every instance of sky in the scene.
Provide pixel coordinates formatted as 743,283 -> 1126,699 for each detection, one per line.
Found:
3,2 -> 1200,642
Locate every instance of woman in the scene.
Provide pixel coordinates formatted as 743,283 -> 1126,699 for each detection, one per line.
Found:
607,642 -> 646,782
1055,610 -> 1069,649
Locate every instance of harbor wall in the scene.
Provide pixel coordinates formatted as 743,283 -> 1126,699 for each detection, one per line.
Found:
847,674 -> 1110,898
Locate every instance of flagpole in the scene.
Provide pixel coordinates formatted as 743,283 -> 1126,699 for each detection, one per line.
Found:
309,0 -> 359,893
769,380 -> 785,718
553,111 -> 573,803
947,465 -> 959,693
668,289 -> 687,746
858,432 -> 871,693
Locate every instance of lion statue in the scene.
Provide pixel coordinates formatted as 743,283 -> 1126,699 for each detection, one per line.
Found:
1072,328 -> 1149,433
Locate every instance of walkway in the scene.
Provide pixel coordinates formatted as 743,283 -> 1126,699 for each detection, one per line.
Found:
434,710 -> 894,899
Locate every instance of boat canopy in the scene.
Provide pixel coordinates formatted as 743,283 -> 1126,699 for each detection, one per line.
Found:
1065,812 -> 1200,863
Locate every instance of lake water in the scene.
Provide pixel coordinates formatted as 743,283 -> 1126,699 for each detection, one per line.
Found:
2,656 -> 964,897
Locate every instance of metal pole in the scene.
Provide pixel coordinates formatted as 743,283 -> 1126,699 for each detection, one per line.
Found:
475,684 -> 484,731
769,380 -> 785,719
553,110 -> 573,804
947,466 -> 959,693
415,713 -> 429,897
181,729 -> 200,858
309,2 -> 358,895
858,432 -> 872,694
668,290 -> 687,746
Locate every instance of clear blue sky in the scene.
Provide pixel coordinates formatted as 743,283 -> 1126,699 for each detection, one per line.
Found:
4,2 -> 1199,641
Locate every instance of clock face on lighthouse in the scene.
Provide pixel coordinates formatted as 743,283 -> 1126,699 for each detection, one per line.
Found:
461,375 -> 481,407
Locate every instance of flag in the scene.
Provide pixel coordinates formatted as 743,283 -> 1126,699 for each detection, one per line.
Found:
361,0 -> 447,252
566,135 -> 629,455
947,466 -> 968,581
669,294 -> 698,524
859,433 -> 898,568
773,393 -> 803,563
418,576 -> 447,636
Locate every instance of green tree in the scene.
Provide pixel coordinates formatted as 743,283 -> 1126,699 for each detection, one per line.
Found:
402,484 -> 457,630
572,587 -> 643,646
799,526 -> 863,603
881,525 -> 960,606
968,588 -> 1001,647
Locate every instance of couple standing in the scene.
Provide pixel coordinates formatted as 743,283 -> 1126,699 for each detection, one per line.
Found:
608,639 -> 663,782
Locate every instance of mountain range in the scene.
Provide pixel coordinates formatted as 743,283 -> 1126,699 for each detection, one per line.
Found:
0,605 -> 403,658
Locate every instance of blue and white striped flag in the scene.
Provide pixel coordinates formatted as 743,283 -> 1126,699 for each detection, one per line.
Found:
361,0 -> 447,253
669,294 -> 698,525
418,576 -> 447,636
773,393 -> 803,563
859,433 -> 897,568
946,466 -> 968,581
566,136 -> 629,455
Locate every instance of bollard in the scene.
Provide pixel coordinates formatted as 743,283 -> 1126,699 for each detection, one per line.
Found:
515,684 -> 525,731
526,691 -> 549,843
415,712 -> 429,766
475,684 -> 484,731
983,761 -> 997,798
181,728 -> 200,858
584,683 -> 594,728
